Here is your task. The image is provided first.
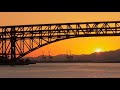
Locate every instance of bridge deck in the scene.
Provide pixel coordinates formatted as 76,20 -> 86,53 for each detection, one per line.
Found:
0,21 -> 120,28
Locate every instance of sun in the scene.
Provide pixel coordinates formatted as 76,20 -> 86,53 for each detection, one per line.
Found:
95,48 -> 102,53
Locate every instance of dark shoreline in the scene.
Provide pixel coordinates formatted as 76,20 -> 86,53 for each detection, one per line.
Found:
0,61 -> 120,65
35,61 -> 120,63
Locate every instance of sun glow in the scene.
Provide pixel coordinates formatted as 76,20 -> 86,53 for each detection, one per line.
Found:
95,48 -> 102,53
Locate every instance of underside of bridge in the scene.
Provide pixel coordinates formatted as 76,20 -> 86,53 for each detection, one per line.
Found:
1,21 -> 120,65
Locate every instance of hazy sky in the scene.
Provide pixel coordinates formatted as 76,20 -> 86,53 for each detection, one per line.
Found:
1,12 -> 120,57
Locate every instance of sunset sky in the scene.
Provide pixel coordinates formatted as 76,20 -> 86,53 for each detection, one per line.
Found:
0,12 -> 120,57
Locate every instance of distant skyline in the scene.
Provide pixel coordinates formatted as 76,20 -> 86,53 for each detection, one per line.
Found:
1,12 -> 120,57
27,48 -> 120,63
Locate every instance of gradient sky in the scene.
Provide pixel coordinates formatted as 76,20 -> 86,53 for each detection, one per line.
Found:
0,12 -> 120,57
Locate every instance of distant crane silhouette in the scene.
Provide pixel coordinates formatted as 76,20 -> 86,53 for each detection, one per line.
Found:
48,51 -> 53,61
42,51 -> 46,61
66,50 -> 73,61
69,50 -> 73,60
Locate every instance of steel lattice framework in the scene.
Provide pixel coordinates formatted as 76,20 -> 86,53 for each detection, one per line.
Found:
1,21 -> 120,63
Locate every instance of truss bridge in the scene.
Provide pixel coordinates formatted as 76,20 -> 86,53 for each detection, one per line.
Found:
1,21 -> 120,64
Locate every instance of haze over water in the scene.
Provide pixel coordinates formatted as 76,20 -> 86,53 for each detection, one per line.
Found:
1,63 -> 120,78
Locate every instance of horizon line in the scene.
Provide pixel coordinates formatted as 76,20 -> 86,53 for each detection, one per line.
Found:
24,48 -> 120,58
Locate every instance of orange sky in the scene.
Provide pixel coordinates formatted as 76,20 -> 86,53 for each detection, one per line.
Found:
0,12 -> 120,57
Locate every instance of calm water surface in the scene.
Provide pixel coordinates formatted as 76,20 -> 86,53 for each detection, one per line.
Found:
0,63 -> 120,78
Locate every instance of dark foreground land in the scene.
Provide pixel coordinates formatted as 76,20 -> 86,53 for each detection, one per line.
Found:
1,60 -> 120,66
0,58 -> 36,65
37,60 -> 120,63
1,58 -> 120,65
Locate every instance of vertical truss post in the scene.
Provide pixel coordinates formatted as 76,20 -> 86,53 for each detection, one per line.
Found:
1,28 -> 4,58
10,27 -> 16,65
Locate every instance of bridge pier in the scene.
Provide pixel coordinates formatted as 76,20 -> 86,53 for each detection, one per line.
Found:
10,27 -> 16,65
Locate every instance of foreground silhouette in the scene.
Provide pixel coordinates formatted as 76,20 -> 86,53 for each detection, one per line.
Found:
0,56 -> 36,65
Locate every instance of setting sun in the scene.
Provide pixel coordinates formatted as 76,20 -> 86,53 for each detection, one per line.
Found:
95,48 -> 102,53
